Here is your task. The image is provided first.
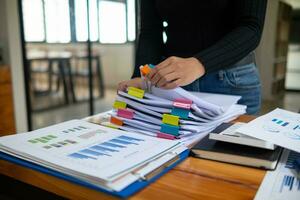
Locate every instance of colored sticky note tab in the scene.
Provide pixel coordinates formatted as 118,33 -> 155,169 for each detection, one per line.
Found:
160,124 -> 179,136
117,108 -> 134,119
157,132 -> 176,140
149,64 -> 156,69
171,107 -> 189,119
140,65 -> 151,76
173,98 -> 192,110
113,101 -> 127,109
128,87 -> 145,99
110,116 -> 123,126
101,122 -> 119,129
162,114 -> 179,126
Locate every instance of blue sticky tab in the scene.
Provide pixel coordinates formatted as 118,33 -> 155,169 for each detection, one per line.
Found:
171,107 -> 189,119
160,124 -> 179,136
149,64 -> 156,69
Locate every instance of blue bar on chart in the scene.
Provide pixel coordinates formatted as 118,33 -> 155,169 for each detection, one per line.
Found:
90,145 -> 119,152
279,175 -> 300,192
68,152 -> 96,160
118,135 -> 144,142
109,138 -> 138,145
80,149 -> 111,157
272,118 -> 290,127
101,142 -> 126,149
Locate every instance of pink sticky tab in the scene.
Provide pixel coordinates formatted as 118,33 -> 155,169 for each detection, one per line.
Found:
157,132 -> 176,140
117,108 -> 134,119
173,98 -> 192,109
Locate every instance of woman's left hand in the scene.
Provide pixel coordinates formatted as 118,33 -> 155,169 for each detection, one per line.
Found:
147,56 -> 205,89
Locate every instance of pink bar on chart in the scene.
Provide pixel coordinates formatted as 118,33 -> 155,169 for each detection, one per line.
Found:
117,108 -> 134,119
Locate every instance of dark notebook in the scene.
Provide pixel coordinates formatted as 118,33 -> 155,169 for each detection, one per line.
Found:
191,135 -> 283,170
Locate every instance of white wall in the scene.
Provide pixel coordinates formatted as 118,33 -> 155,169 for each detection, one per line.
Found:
5,0 -> 28,132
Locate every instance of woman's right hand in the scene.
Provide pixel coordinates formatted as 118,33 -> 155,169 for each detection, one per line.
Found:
117,77 -> 142,91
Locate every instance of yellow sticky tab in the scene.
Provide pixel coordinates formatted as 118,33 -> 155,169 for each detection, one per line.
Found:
101,122 -> 119,129
162,114 -> 179,126
128,87 -> 145,99
113,101 -> 127,109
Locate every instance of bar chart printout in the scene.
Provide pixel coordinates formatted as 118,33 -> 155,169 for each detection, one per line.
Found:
68,135 -> 145,160
255,149 -> 300,200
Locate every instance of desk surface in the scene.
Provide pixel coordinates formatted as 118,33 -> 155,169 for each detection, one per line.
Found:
0,115 -> 266,200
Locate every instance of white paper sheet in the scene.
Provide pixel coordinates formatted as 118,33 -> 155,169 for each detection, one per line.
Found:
237,108 -> 300,153
0,120 -> 182,191
255,149 -> 300,200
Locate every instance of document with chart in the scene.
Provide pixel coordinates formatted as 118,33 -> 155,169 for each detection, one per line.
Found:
237,108 -> 300,153
255,149 -> 300,200
0,120 -> 186,192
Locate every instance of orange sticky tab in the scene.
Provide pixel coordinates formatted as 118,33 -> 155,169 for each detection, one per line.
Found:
140,65 -> 151,76
110,116 -> 123,126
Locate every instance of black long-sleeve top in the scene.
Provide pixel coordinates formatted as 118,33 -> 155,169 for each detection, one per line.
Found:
132,0 -> 267,78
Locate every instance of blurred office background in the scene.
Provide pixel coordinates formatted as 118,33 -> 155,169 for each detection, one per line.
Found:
0,0 -> 299,135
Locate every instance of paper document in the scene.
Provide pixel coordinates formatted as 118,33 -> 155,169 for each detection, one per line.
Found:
255,149 -> 300,200
237,108 -> 300,153
0,120 -> 184,191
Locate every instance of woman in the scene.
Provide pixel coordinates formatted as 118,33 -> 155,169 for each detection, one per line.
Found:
118,0 -> 267,114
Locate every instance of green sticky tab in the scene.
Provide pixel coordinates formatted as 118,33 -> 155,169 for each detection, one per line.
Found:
28,140 -> 38,144
113,101 -> 127,109
128,87 -> 145,99
48,135 -> 57,139
162,114 -> 179,126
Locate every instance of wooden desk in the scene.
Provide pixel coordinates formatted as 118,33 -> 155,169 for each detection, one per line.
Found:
0,115 -> 266,199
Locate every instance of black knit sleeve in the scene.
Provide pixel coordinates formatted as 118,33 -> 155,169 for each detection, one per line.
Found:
132,0 -> 164,78
194,0 -> 267,73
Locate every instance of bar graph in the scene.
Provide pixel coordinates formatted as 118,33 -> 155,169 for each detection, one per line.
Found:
68,135 -> 145,160
279,175 -> 300,193
285,151 -> 300,169
272,118 -> 290,127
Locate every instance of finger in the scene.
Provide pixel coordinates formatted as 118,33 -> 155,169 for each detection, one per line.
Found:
147,57 -> 172,79
150,64 -> 174,84
156,72 -> 180,88
161,79 -> 182,89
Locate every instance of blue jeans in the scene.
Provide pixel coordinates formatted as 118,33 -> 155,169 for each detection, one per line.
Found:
182,63 -> 261,115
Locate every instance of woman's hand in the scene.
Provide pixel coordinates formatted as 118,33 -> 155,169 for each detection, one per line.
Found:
117,77 -> 142,91
147,56 -> 205,89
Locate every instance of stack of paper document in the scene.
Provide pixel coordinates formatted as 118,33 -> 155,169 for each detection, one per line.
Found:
104,86 -> 247,145
0,120 -> 187,194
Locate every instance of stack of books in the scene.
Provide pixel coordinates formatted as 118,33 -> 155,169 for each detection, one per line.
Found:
191,122 -> 283,169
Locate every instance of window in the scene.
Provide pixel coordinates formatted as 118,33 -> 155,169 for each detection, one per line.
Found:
44,0 -> 71,43
22,0 -> 136,43
99,1 -> 126,43
75,0 -> 99,42
22,0 -> 45,42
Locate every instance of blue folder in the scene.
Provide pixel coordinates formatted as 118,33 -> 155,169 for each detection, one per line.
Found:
0,149 -> 189,198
